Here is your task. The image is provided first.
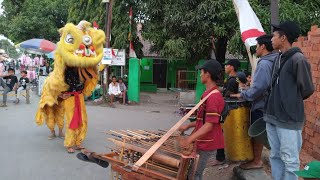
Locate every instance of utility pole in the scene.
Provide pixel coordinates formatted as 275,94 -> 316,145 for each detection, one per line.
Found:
270,0 -> 279,32
102,0 -> 113,102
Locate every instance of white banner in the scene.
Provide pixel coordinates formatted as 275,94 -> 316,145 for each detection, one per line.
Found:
102,48 -> 126,66
111,49 -> 125,66
102,48 -> 112,65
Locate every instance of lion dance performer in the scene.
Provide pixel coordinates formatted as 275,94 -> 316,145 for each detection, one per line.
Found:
35,21 -> 105,153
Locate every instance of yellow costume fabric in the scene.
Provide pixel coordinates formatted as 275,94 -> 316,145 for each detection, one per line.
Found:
45,100 -> 65,131
35,20 -> 105,148
63,94 -> 87,147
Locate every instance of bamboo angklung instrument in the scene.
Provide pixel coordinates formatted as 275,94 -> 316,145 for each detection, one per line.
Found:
91,129 -> 199,180
93,91 -> 220,179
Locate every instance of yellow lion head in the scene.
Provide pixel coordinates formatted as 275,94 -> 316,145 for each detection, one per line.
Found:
56,20 -> 105,68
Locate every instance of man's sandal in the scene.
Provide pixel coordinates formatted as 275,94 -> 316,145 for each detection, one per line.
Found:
77,150 -> 109,168
239,162 -> 263,170
75,146 -> 86,151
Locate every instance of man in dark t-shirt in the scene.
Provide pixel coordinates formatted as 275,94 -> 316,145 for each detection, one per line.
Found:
0,68 -> 18,107
223,59 -> 241,97
209,59 -> 241,166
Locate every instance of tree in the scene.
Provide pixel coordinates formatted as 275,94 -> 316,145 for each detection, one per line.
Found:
0,0 -> 69,43
0,39 -> 21,59
137,0 -> 238,64
136,0 -> 320,64
228,0 -> 320,56
67,0 -> 143,58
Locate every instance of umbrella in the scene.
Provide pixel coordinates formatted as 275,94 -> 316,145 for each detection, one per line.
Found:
47,51 -> 55,59
17,38 -> 56,53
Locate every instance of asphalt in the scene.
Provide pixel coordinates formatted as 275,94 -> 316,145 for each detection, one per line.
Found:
0,90 -> 272,180
0,92 -> 180,180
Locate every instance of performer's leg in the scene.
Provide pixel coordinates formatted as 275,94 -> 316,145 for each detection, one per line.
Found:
54,100 -> 65,138
46,106 -> 56,140
64,96 -> 77,152
75,94 -> 88,148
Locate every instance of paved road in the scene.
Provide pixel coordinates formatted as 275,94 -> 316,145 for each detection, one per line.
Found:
0,92 -> 180,180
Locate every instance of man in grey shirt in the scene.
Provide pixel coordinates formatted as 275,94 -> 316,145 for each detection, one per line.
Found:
231,34 -> 277,169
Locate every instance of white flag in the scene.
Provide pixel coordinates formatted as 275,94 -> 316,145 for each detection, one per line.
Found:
233,0 -> 265,47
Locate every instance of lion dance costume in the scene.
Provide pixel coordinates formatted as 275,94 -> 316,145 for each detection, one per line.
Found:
35,21 -> 105,149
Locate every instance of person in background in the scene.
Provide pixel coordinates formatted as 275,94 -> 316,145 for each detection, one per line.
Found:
245,71 -> 252,87
231,34 -> 277,170
0,68 -> 18,107
118,78 -> 129,105
223,59 -> 241,97
15,70 -> 30,104
236,72 -> 248,91
208,59 -> 241,166
108,76 -> 121,108
45,62 -> 52,75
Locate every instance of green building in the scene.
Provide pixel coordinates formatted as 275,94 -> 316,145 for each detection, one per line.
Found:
140,58 -> 198,92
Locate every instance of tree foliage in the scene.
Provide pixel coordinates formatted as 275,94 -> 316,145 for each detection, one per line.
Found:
67,0 -> 143,58
0,39 -> 21,59
137,0 -> 237,64
0,0 -> 69,43
1,0 -> 319,62
228,0 -> 320,56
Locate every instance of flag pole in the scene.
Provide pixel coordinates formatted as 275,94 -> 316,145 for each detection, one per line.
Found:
232,0 -> 257,78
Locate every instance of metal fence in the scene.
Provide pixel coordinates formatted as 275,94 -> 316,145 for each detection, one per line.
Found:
177,70 -> 197,90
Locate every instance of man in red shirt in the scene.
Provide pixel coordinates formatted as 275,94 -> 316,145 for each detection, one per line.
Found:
179,59 -> 225,180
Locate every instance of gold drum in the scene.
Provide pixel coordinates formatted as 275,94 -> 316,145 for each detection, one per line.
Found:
222,99 -> 254,161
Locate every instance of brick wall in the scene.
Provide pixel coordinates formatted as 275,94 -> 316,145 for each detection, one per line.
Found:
293,25 -> 320,160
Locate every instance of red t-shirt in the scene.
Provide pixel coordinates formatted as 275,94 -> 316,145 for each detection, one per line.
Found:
194,86 -> 225,151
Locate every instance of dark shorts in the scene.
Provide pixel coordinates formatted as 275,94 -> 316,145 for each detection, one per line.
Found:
251,109 -> 263,125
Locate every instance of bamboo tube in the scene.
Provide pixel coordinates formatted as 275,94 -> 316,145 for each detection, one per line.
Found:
108,138 -> 180,168
144,162 -> 178,174
108,131 -> 181,155
136,130 -> 161,138
135,140 -> 181,156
